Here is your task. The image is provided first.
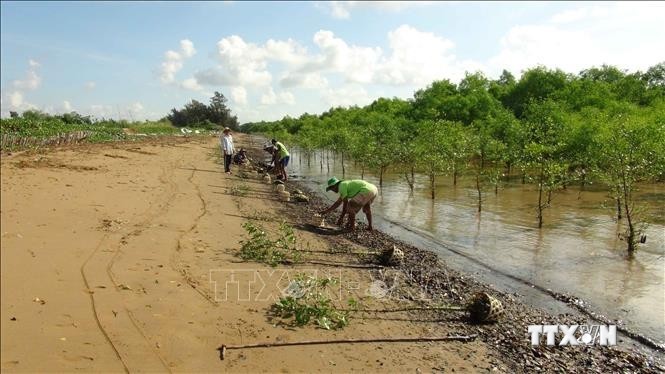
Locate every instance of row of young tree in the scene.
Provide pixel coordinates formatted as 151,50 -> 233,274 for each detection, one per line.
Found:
243,64 -> 665,253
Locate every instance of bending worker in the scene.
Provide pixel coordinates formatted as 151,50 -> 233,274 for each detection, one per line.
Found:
271,139 -> 290,181
319,177 -> 378,231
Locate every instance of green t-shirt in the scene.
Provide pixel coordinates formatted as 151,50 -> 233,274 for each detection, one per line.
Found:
338,180 -> 375,199
275,142 -> 289,158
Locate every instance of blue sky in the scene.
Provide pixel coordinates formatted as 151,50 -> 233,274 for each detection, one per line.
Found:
1,1 -> 664,122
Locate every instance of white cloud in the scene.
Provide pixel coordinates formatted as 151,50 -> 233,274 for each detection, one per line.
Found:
231,86 -> 248,105
279,91 -> 295,105
84,81 -> 96,90
63,100 -> 72,111
260,86 -> 277,105
129,102 -> 144,113
180,39 -> 196,58
215,35 -> 272,87
322,84 -> 372,108
279,72 -> 329,89
297,26 -> 478,86
305,30 -> 382,84
264,38 -> 309,67
318,1 -> 435,19
9,91 -> 24,108
89,104 -> 114,118
193,67 -> 233,86
159,39 -> 196,84
1,59 -> 42,115
260,87 -> 296,106
199,35 -> 311,89
13,59 -> 41,90
489,2 -> 665,76
199,26 -> 476,92
328,1 -> 352,19
378,24 -> 478,85
181,77 -> 203,91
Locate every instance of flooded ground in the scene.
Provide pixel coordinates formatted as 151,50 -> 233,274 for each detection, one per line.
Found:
286,149 -> 665,345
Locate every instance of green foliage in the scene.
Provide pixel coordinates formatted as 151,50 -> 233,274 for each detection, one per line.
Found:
239,221 -> 302,267
167,91 -> 239,129
0,113 -> 181,149
592,102 -> 665,251
272,274 -> 349,330
239,62 -> 665,243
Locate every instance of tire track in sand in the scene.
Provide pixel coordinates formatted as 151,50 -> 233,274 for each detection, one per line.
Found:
80,157 -> 184,372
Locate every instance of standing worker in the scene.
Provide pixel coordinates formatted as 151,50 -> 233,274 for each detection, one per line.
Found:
271,139 -> 290,181
319,177 -> 378,231
221,127 -> 234,175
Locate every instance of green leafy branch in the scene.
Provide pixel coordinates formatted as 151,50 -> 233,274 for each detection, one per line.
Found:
271,274 -> 351,330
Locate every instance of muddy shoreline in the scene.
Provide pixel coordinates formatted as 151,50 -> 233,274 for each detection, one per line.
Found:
244,145 -> 664,373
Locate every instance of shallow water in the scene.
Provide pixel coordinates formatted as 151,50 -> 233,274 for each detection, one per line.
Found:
286,149 -> 665,345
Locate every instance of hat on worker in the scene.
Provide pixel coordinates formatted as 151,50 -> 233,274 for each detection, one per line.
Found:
325,177 -> 341,191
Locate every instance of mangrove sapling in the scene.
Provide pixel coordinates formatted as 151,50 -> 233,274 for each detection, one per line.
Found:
238,221 -> 302,267
271,274 -> 350,330
593,109 -> 665,253
229,184 -> 251,197
245,209 -> 275,222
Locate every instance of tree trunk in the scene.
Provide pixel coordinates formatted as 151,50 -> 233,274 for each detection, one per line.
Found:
320,151 -> 323,172
361,165 -> 365,180
341,152 -> 345,178
453,166 -> 458,186
494,171 -> 499,195
307,152 -> 311,167
615,185 -> 622,220
580,170 -> 586,190
537,169 -> 544,228
430,174 -> 435,200
379,166 -> 385,188
621,175 -> 635,252
476,173 -> 482,213
411,166 -> 415,189
326,151 -> 330,173
404,172 -> 412,192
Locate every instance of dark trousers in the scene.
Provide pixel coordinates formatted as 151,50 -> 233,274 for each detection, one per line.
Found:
224,154 -> 232,172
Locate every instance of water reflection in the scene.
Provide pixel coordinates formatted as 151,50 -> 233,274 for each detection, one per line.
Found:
288,148 -> 665,343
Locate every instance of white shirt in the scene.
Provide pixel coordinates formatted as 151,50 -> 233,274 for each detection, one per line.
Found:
221,134 -> 234,155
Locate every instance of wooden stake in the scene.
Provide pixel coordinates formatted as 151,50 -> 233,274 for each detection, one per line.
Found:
218,334 -> 477,360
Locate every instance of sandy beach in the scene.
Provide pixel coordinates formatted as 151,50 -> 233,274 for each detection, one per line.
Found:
1,134 -> 500,372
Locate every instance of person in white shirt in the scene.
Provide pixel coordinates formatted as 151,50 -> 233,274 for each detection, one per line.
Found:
221,127 -> 234,174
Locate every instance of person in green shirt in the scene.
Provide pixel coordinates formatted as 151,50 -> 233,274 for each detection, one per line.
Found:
319,177 -> 378,231
271,139 -> 290,181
